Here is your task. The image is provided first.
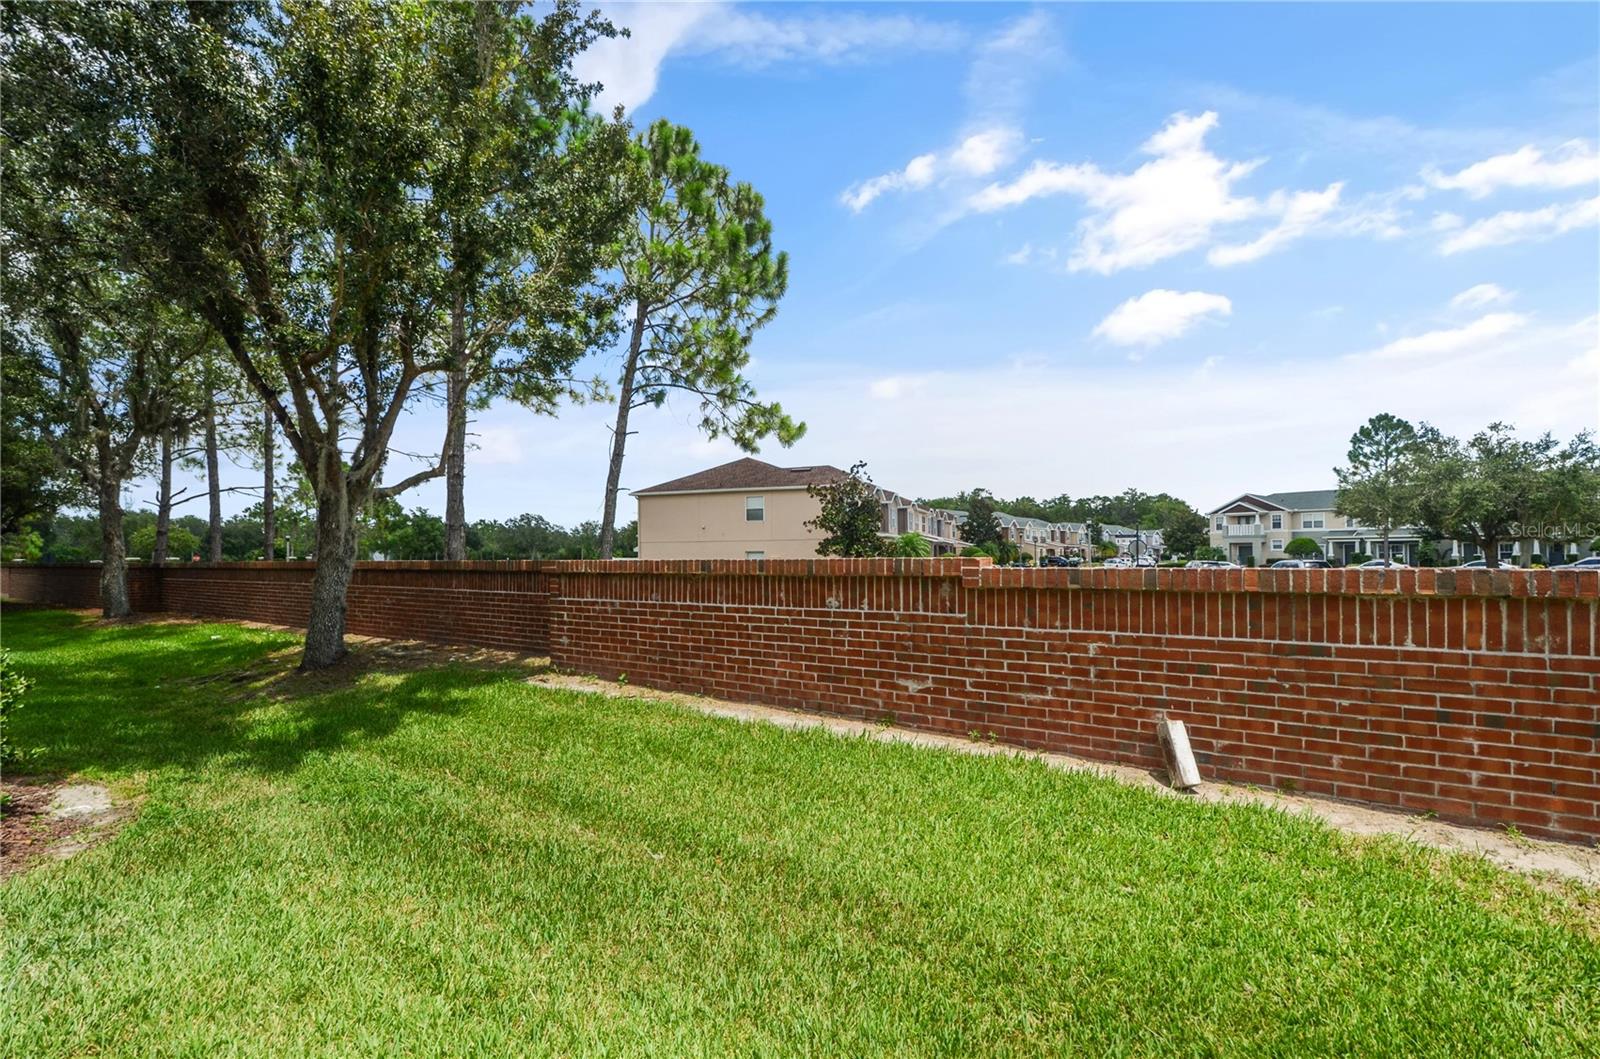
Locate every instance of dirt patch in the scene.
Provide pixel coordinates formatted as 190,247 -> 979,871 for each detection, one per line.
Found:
1,776 -> 129,876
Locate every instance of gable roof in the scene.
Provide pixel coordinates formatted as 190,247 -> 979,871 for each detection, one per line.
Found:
633,457 -> 848,496
1207,489 -> 1339,515
1261,488 -> 1339,511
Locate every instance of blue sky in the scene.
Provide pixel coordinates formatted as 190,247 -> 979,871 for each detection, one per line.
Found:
168,2 -> 1599,525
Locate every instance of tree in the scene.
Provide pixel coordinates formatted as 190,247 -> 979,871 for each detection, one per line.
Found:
0,162 -> 209,614
1411,422 -> 1562,569
1528,432 -> 1600,560
1335,413 -> 1421,561
0,331 -> 80,551
1150,499 -> 1207,558
598,120 -> 802,559
130,524 -> 200,562
1284,537 -> 1321,559
961,491 -> 1003,551
889,532 -> 932,558
8,2 -> 632,664
806,462 -> 883,557
430,1 -> 633,559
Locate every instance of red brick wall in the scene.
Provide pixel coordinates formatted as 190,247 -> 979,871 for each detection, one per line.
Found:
544,559 -> 1599,843
3,561 -> 551,655
5,558 -> 1596,842
0,564 -> 162,612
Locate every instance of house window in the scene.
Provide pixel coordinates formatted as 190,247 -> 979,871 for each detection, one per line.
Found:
1270,539 -> 1285,551
1303,516 -> 1325,529
745,551 -> 765,560
1214,517 -> 1224,530
745,495 -> 764,522
1271,514 -> 1283,529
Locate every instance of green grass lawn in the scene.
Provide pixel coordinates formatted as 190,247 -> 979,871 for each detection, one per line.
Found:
2,607 -> 1596,1057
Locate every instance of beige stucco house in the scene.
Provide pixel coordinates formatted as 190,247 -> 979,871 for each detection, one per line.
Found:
634,458 -> 969,559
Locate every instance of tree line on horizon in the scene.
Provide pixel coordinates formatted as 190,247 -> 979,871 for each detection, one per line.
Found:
3,1 -> 798,667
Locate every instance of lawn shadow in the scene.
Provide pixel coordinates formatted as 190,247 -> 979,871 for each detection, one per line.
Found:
5,607 -> 546,782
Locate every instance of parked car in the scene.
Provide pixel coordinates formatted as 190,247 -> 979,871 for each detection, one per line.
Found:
1359,559 -> 1410,569
1103,556 -> 1133,568
1552,556 -> 1600,569
1271,559 -> 1330,568
1134,555 -> 1157,568
1184,559 -> 1241,570
1039,555 -> 1072,567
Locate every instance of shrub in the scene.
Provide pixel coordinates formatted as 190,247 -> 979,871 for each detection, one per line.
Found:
889,532 -> 931,558
1283,537 -> 1321,559
0,649 -> 33,765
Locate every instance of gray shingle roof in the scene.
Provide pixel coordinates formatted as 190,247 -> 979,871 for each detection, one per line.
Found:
1261,489 -> 1339,511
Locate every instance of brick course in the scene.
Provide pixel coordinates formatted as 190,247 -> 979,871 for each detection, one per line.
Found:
5,558 -> 1596,842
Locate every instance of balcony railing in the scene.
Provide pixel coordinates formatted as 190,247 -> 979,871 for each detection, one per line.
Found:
1226,524 -> 1264,537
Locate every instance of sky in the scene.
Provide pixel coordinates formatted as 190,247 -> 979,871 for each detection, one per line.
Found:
151,1 -> 1599,527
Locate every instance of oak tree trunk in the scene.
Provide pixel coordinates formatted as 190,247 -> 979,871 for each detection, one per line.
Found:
153,426 -> 174,566
205,393 -> 223,562
598,307 -> 646,560
302,486 -> 360,669
97,474 -> 131,618
262,403 -> 275,561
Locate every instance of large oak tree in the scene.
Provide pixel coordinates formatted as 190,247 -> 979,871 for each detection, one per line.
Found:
7,1 -> 631,665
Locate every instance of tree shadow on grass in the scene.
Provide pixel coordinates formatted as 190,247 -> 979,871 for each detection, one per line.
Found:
5,607 -> 541,782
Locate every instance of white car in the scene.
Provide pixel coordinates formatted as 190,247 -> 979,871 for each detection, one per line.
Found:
1553,556 -> 1600,570
1184,559 -> 1241,570
1359,559 -> 1410,569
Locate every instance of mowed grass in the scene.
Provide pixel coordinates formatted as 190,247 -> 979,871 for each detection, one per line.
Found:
1,609 -> 1596,1057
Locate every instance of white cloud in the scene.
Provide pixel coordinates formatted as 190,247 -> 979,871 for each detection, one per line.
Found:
1438,196 -> 1600,254
1002,243 -> 1056,266
1092,290 -> 1233,348
950,128 -> 1022,176
838,13 -> 1056,217
840,153 -> 938,212
1430,212 -> 1464,231
967,111 -> 1341,273
868,375 -> 926,400
841,127 -> 1020,212
1450,283 -> 1514,310
1423,141 -> 1600,199
575,3 -> 963,114
963,9 -> 1062,121
574,3 -> 712,115
1208,183 -> 1344,265
1352,312 -> 1527,362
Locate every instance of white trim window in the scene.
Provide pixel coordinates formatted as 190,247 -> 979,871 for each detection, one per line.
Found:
745,495 -> 765,522
1271,514 -> 1283,529
1302,516 -> 1325,529
1214,516 -> 1224,530
745,550 -> 765,560
1270,538 -> 1285,551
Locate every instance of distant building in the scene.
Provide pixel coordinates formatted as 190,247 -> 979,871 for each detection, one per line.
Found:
633,458 -> 964,560
1206,489 -> 1449,565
